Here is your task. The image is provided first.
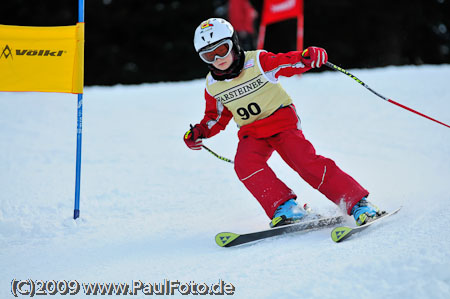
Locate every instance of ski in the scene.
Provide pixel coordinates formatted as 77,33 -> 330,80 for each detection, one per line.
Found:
215,216 -> 345,247
331,207 -> 402,243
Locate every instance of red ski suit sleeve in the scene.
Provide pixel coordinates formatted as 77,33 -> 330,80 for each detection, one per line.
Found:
196,89 -> 234,138
195,50 -> 312,139
258,50 -> 312,79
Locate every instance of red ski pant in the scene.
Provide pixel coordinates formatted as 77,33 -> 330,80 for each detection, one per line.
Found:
234,129 -> 369,218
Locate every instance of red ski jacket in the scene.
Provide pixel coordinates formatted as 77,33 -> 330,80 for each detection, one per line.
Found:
197,50 -> 312,140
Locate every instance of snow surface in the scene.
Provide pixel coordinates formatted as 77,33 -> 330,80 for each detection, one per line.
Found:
1,65 -> 450,298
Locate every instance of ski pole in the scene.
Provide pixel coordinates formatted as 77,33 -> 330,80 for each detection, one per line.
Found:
189,124 -> 234,164
325,61 -> 450,129
202,145 -> 234,164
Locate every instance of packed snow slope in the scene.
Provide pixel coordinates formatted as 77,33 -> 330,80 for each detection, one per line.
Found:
1,65 -> 450,298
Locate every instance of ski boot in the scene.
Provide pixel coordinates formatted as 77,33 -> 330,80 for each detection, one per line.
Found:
351,197 -> 385,226
270,199 -> 307,228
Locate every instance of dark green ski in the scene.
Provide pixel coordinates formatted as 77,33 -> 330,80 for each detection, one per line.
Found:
331,207 -> 402,243
215,216 -> 344,247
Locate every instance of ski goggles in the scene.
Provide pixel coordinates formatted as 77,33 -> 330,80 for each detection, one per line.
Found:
198,39 -> 233,64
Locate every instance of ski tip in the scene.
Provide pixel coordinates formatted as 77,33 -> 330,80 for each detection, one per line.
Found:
215,232 -> 240,247
392,206 -> 402,214
331,226 -> 352,243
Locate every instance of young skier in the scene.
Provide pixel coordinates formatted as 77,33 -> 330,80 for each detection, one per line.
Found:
184,18 -> 383,228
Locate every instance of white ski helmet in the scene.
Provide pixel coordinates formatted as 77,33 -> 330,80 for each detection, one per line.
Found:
193,18 -> 235,52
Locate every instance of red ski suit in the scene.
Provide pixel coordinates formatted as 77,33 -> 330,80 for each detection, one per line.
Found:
195,51 -> 368,218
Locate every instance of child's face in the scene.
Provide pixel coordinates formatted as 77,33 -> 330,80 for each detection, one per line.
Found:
212,52 -> 233,71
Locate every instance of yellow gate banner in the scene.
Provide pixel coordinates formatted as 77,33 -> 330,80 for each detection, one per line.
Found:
0,23 -> 84,94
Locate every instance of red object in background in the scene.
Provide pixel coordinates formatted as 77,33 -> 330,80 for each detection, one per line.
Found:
229,0 -> 258,50
257,0 -> 304,51
229,0 -> 257,34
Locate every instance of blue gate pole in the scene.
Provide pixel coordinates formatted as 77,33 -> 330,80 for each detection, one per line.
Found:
74,0 -> 85,219
74,94 -> 83,219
